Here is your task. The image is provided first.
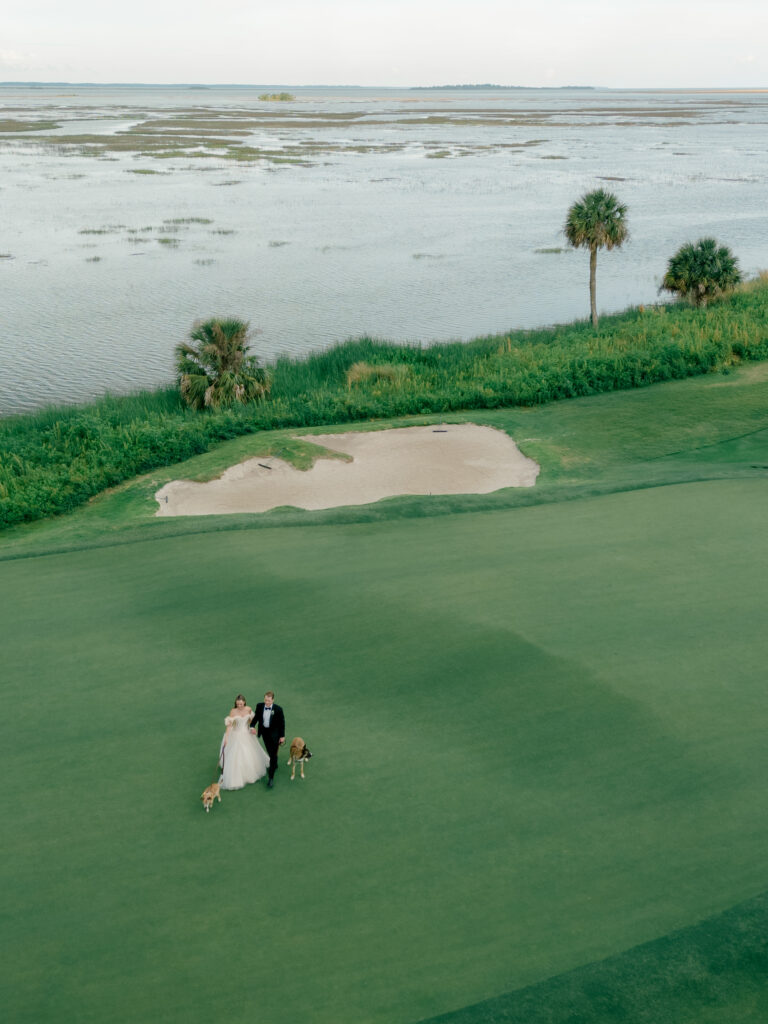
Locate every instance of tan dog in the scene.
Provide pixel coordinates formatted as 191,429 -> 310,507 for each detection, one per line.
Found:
287,738 -> 312,780
201,782 -> 221,812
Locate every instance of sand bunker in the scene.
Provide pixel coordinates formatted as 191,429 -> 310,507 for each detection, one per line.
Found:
155,424 -> 539,516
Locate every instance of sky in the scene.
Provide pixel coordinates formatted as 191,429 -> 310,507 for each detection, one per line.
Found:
2,0 -> 767,88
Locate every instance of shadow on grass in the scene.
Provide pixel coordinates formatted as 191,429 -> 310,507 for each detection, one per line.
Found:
418,889 -> 768,1024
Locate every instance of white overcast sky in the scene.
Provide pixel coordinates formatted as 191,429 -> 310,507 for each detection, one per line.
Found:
2,0 -> 766,88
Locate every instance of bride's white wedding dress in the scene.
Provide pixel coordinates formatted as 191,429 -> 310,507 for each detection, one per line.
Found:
219,714 -> 270,790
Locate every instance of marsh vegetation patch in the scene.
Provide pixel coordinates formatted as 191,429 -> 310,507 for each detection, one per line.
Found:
1,95 -> 742,167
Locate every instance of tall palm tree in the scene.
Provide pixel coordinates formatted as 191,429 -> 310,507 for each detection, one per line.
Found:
564,188 -> 628,328
660,238 -> 741,307
176,317 -> 270,410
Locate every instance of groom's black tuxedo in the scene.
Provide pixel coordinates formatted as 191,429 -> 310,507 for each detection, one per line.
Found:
252,702 -> 285,782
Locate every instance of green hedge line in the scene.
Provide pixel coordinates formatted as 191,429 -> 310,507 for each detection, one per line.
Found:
2,283 -> 768,529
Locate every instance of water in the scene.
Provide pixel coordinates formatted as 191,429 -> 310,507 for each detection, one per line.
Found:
1,84 -> 767,414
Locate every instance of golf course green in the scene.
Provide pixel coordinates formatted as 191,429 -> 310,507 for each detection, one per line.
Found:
3,363 -> 768,1023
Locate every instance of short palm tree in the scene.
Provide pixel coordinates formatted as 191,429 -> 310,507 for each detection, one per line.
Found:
564,188 -> 628,328
660,238 -> 741,307
176,317 -> 270,410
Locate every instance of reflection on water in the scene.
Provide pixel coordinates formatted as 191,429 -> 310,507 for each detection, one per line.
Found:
1,84 -> 767,414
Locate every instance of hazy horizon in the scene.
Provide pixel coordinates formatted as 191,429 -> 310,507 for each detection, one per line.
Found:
1,82 -> 766,91
3,1 -> 767,89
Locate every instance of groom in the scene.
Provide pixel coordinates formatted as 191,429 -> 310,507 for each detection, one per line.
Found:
251,691 -> 285,788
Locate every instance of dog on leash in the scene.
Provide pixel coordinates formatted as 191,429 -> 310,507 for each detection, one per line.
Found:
287,738 -> 312,780
201,782 -> 221,812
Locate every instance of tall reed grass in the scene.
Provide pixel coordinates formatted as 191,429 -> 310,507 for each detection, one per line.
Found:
2,283 -> 768,528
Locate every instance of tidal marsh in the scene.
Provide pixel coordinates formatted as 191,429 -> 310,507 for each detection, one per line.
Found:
3,84 -> 768,414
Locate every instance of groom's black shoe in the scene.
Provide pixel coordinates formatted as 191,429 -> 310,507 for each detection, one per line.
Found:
267,777 -> 274,788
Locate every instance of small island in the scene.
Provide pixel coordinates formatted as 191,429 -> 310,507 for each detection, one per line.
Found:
411,84 -> 509,90
410,83 -> 595,90
258,92 -> 295,101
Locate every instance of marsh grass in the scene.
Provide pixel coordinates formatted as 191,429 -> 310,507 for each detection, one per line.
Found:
8,118 -> 548,165
164,217 -> 213,225
3,281 -> 768,529
151,150 -> 194,159
346,362 -> 410,388
0,119 -> 59,132
5,99 -> 730,174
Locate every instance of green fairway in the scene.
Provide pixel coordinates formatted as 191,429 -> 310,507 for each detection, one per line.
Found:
3,365 -> 768,1022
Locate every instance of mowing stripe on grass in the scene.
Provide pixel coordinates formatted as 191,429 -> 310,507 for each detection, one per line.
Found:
3,479 -> 768,1022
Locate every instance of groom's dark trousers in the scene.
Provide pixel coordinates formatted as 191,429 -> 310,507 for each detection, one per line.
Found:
253,703 -> 285,781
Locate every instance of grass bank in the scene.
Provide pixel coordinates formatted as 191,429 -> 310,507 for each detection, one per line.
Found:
2,280 -> 768,529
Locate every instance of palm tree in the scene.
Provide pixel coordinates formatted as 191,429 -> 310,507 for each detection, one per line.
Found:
564,188 -> 628,328
176,317 -> 270,410
660,238 -> 741,307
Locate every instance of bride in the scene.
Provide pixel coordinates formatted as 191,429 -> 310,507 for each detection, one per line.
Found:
219,694 -> 270,790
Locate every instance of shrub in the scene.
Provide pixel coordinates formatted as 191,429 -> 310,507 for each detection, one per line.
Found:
176,318 -> 270,410
661,239 -> 742,307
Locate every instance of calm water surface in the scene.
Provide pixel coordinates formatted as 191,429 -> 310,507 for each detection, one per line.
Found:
1,85 -> 767,414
